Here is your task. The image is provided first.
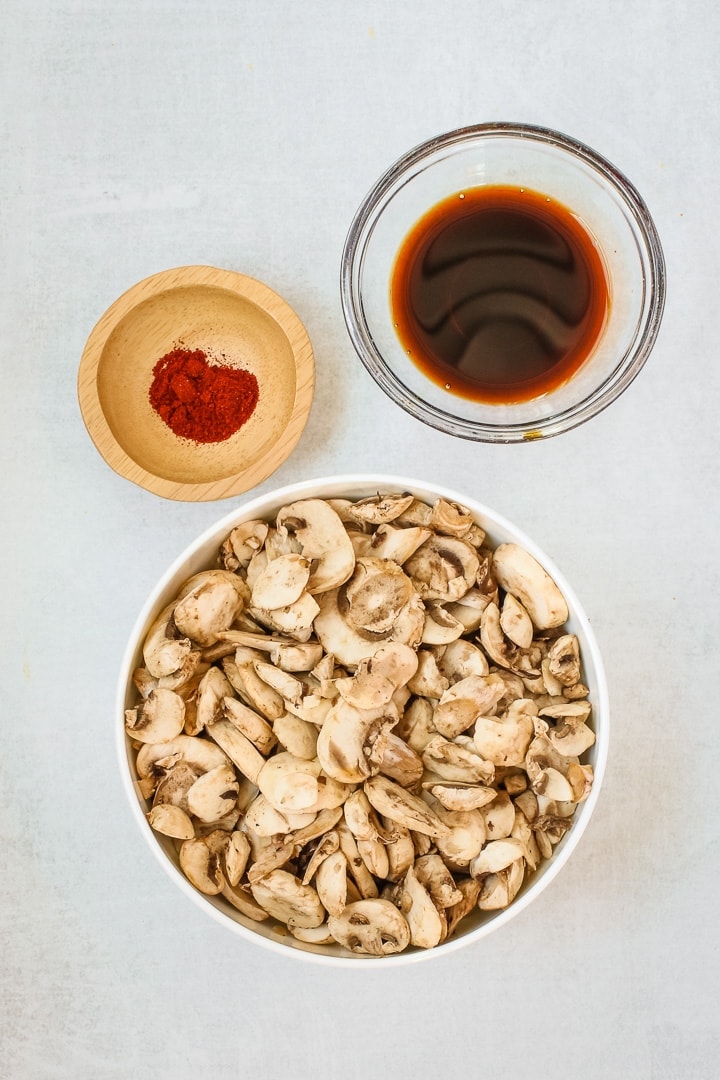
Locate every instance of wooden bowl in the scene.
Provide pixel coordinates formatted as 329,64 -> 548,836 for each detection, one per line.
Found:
77,266 -> 315,501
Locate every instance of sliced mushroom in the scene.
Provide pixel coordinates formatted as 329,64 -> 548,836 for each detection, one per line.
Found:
191,666 -> 235,736
500,592 -> 534,649
204,718 -> 265,784
430,498 -> 475,538
186,763 -> 239,823
343,492 -> 416,525
222,652 -> 285,721
394,696 -> 438,754
421,602 -> 466,645
479,791 -> 516,840
301,829 -> 340,885
256,752 -> 323,814
250,553 -> 311,610
249,869 -> 326,929
220,520 -> 269,569
275,499 -> 356,594
366,523 -> 432,564
179,836 -> 224,895
546,634 -> 581,686
407,649 -> 450,701
224,830 -> 251,886
492,543 -> 568,630
473,698 -> 536,767
433,674 -> 505,740
364,775 -> 449,839
146,803 -> 195,840
397,865 -> 445,948
125,688 -> 185,744
316,698 -> 398,783
142,603 -> 194,679
421,734 -> 495,784
328,899 -> 411,955
222,695 -> 277,755
445,877 -> 482,937
135,734 -> 230,780
405,535 -> 480,603
315,850 -> 350,916
272,713 -> 319,760
436,638 -> 489,682
376,732 -> 424,788
470,838 -> 526,877
173,571 -> 249,647
422,781 -> 498,812
384,823 -> 416,883
414,853 -> 463,909
476,858 -> 525,910
432,805 -> 486,870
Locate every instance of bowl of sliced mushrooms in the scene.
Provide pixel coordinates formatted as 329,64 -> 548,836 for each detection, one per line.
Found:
118,475 -> 608,963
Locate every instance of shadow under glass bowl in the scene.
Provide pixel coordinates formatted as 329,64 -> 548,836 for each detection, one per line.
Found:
341,122 -> 666,443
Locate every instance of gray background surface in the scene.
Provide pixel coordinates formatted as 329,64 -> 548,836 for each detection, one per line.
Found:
2,2 -> 717,1077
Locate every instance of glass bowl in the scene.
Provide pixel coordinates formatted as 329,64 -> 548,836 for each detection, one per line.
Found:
341,122 -> 666,442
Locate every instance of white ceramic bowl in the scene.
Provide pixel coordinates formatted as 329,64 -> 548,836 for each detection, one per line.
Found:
117,475 -> 609,965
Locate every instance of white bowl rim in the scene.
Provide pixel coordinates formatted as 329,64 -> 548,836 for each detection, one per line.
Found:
116,473 -> 610,967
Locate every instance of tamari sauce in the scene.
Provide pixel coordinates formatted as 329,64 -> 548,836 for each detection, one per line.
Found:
390,185 -> 609,404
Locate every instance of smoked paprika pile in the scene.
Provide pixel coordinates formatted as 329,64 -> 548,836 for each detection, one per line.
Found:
149,347 -> 259,443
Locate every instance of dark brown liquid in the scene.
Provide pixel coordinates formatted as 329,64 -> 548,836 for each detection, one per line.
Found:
390,185 -> 609,404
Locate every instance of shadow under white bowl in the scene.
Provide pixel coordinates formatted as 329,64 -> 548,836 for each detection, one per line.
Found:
117,475 -> 609,965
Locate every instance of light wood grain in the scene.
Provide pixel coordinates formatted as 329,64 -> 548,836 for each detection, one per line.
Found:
77,265 -> 315,501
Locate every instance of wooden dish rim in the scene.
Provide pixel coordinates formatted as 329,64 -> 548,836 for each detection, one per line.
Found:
77,265 -> 315,501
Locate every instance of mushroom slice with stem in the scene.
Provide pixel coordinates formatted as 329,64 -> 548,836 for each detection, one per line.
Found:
135,734 -> 230,781
142,603 -> 194,679
249,868 -> 326,929
336,825 -> 379,898
275,499 -> 356,594
343,557 -> 415,636
430,498 -> 475,538
179,836 -> 225,895
328,899 -> 411,956
405,535 -> 480,603
492,543 -> 568,630
220,520 -> 269,570
367,523 -> 432,565
316,698 -> 398,784
125,688 -> 185,744
186,764 -> 239,823
191,666 -> 235,736
476,858 -> 526,911
343,492 -> 416,526
173,571 -> 249,647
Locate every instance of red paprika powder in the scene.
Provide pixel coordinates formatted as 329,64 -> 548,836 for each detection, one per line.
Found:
149,347 -> 259,443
